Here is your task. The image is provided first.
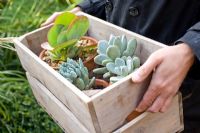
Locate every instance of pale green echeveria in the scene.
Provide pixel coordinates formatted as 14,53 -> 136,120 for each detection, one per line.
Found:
94,34 -> 137,66
59,58 -> 95,90
93,35 -> 139,82
106,56 -> 140,83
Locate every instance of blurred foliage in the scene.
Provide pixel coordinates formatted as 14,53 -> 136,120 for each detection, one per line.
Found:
0,0 -> 82,132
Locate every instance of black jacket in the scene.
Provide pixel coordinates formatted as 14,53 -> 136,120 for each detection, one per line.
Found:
78,0 -> 200,131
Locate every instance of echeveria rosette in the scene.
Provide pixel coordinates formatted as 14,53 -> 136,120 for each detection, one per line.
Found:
93,35 -> 141,83
59,58 -> 95,90
106,56 -> 140,83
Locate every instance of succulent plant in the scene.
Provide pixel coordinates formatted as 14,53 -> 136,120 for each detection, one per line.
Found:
93,35 -> 141,83
106,56 -> 140,83
59,58 -> 95,90
94,34 -> 137,66
47,12 -> 90,61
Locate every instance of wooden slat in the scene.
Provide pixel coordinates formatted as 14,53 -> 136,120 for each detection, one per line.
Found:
114,94 -> 184,133
26,73 -> 90,133
13,36 -> 96,133
91,74 -> 151,133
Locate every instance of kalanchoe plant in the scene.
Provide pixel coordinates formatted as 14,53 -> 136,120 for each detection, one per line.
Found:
59,58 -> 95,90
46,11 -> 89,61
93,35 -> 140,83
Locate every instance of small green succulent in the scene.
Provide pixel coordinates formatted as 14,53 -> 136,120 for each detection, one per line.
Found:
93,35 -> 140,83
47,11 -> 89,61
59,58 -> 95,90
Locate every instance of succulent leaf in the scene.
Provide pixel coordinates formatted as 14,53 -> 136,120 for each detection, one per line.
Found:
54,11 -> 76,26
106,62 -> 116,74
121,35 -> 127,53
94,55 -> 109,65
115,58 -> 125,67
65,16 -> 89,42
126,56 -> 133,73
110,76 -> 124,83
132,56 -> 140,68
97,40 -> 109,54
93,67 -> 108,74
123,39 -> 137,57
103,72 -> 112,79
48,24 -> 65,47
75,78 -> 85,90
106,45 -> 121,60
102,59 -> 113,66
108,34 -> 115,45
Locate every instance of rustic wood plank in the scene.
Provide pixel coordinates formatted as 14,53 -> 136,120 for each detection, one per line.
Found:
13,37 -> 97,133
26,73 -> 90,133
113,94 -> 184,133
91,74 -> 152,133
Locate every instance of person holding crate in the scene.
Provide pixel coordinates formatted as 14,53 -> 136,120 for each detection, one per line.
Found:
42,0 -> 200,132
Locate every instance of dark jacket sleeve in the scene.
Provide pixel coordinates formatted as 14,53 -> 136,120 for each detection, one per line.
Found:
177,22 -> 200,80
78,0 -> 106,20
177,22 -> 200,61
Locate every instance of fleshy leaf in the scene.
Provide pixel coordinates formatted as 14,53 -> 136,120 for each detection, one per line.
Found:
57,16 -> 89,44
47,24 -> 65,47
54,11 -> 76,26
106,45 -> 121,60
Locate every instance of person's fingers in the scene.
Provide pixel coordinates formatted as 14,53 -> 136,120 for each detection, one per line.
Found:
136,76 -> 161,112
160,96 -> 174,113
41,12 -> 61,27
132,53 -> 162,83
70,7 -> 81,13
147,94 -> 168,113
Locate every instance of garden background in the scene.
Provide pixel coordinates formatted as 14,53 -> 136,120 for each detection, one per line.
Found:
0,0 -> 81,132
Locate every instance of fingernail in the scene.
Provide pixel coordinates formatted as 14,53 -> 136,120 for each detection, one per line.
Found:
160,108 -> 166,113
135,107 -> 142,112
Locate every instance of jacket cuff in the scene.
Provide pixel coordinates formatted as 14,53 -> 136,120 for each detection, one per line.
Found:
77,0 -> 93,13
176,23 -> 200,61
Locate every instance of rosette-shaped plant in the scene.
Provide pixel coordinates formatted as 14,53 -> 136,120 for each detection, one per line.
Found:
106,56 -> 140,83
47,12 -> 89,61
93,35 -> 141,83
59,58 -> 95,90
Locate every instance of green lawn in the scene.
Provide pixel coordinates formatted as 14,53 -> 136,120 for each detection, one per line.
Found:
0,0 -> 81,132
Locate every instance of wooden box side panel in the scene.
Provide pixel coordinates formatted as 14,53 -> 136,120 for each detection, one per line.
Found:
114,94 -> 184,133
92,74 -> 151,133
26,73 -> 90,133
13,38 -> 96,133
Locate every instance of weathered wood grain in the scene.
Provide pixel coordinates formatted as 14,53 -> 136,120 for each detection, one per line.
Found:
26,73 -> 90,133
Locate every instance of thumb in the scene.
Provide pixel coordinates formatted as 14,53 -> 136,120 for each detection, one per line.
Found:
41,12 -> 62,27
132,53 -> 161,82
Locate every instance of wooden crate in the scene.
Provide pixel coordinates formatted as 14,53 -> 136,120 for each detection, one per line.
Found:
13,12 -> 184,133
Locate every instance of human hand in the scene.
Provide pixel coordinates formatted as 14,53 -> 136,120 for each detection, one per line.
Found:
41,7 -> 81,27
132,43 -> 194,113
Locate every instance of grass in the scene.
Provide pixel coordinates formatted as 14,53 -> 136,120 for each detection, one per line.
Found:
0,0 -> 81,132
